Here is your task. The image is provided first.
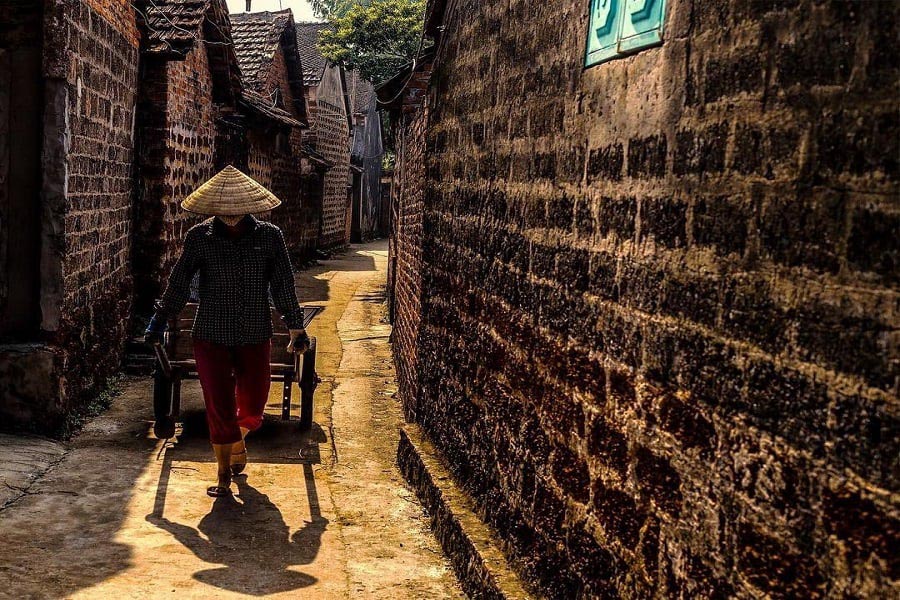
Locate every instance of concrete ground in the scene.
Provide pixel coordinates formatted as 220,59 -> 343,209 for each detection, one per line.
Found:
0,240 -> 462,599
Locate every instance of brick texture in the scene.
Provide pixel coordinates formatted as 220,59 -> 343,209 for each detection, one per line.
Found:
308,66 -> 351,248
391,107 -> 427,423
133,46 -> 218,314
391,0 -> 900,597
55,0 -> 139,415
245,44 -> 318,258
316,97 -> 351,247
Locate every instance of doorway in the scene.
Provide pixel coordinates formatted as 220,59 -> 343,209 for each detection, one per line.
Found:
0,8 -> 43,340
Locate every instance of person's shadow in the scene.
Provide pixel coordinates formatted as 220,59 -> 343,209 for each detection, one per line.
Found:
146,474 -> 327,595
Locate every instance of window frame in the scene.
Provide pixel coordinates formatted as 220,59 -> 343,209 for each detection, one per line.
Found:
584,0 -> 668,69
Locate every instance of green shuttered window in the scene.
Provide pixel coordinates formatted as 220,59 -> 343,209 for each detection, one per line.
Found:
585,0 -> 667,67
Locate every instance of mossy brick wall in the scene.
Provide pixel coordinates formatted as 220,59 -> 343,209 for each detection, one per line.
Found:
133,45 -> 217,314
53,0 -> 139,415
397,0 -> 900,597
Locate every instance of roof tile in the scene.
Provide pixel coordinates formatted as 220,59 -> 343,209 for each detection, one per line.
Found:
230,10 -> 294,91
295,21 -> 329,85
139,0 -> 209,54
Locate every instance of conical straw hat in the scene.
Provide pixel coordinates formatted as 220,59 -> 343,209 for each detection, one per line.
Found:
181,165 -> 282,215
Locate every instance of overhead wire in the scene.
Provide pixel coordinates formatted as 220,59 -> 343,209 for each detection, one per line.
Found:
131,0 -> 239,58
375,2 -> 429,107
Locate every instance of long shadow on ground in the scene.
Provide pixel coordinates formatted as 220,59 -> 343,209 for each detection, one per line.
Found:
146,411 -> 329,596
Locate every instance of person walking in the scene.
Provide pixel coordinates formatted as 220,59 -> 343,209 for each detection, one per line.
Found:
144,165 -> 309,498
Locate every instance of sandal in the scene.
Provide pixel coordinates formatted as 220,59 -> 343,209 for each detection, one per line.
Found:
206,485 -> 232,498
231,448 -> 247,475
207,472 -> 232,497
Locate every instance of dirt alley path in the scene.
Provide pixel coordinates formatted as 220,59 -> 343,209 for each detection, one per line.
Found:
0,240 -> 463,599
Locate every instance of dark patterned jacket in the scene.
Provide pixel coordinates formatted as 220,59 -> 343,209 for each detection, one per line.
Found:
154,215 -> 303,345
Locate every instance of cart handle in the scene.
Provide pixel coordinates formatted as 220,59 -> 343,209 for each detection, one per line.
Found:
294,345 -> 309,383
301,305 -> 325,329
153,342 -> 173,378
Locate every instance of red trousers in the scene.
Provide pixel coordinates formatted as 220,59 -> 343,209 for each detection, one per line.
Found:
193,338 -> 271,445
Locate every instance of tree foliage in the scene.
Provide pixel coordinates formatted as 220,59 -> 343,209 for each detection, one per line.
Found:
317,0 -> 426,84
308,0 -> 365,19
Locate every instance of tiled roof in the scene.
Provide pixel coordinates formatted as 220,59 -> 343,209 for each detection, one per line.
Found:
230,9 -> 293,91
137,0 -> 241,103
139,0 -> 209,54
295,22 -> 329,85
350,72 -> 375,114
240,89 -> 304,128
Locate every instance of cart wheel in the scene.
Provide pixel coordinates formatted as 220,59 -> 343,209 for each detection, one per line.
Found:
154,416 -> 176,440
299,337 -> 317,430
152,368 -> 175,439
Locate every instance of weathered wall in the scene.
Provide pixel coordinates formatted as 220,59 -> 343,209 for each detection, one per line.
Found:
49,0 -> 138,425
391,108 -> 427,423
394,0 -> 900,597
60,0 -> 139,345
133,45 -> 217,314
0,0 -> 140,431
248,45 -> 317,258
313,64 -> 351,248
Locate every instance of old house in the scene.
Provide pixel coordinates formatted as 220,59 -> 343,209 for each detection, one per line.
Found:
230,9 -> 316,258
132,0 -> 242,317
346,71 -> 384,243
0,0 -> 140,431
385,1 -> 899,598
296,22 -> 352,249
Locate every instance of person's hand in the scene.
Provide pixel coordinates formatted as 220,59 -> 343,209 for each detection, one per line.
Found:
144,313 -> 168,346
287,329 -> 310,354
144,331 -> 165,346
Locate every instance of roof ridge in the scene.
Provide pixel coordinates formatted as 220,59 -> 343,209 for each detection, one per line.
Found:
230,8 -> 293,22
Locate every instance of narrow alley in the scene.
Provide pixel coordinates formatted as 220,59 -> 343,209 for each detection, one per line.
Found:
0,241 -> 462,599
1,1 -> 897,598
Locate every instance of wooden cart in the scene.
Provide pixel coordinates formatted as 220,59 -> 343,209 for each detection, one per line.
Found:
151,302 -> 324,439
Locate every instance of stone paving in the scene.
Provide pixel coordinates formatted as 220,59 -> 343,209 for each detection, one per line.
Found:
0,241 -> 462,599
0,434 -> 67,510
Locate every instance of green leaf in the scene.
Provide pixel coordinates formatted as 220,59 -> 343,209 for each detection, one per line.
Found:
318,0 -> 427,84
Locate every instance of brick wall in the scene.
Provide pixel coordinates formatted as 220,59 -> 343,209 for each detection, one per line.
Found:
312,66 -> 351,248
248,45 -> 317,258
394,0 -> 899,597
133,45 -> 217,314
54,0 -> 139,412
391,108 -> 427,423
316,97 -> 351,247
83,0 -> 140,46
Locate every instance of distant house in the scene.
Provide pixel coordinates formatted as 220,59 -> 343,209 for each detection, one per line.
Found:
346,71 -> 385,242
296,22 -> 352,249
132,0 -> 243,315
230,9 -> 316,258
